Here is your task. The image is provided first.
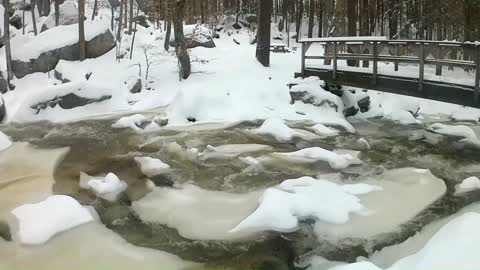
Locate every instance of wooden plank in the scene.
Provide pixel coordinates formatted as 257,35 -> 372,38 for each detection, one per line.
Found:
419,42 -> 425,91
475,45 -> 480,105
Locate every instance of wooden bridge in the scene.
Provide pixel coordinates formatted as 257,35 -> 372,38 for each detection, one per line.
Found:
295,37 -> 480,107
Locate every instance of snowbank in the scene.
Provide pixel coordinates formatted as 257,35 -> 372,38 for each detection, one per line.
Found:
0,131 -> 12,152
132,184 -> 262,240
231,177 -> 379,234
134,157 -> 171,177
80,172 -> 127,202
11,195 -> 94,245
455,177 -> 480,194
271,147 -> 362,170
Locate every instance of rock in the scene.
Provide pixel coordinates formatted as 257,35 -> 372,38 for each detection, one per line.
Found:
133,15 -> 150,28
0,96 -> 6,123
41,0 -> 78,32
290,91 -> 340,112
12,27 -> 115,78
54,70 -> 71,83
9,14 -> 22,29
129,79 -> 142,94
149,175 -> 174,187
357,96 -> 371,113
0,73 -> 8,94
245,15 -> 257,24
232,23 -> 242,30
343,106 -> 359,117
0,220 -> 11,241
30,93 -> 112,113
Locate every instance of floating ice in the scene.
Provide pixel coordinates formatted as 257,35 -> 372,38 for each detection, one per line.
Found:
80,172 -> 127,202
251,118 -> 318,142
309,124 -> 339,137
271,147 -> 363,170
134,157 -> 171,177
455,177 -> 480,195
200,144 -> 273,160
112,114 -> 147,131
429,123 -> 477,140
0,131 -> 12,152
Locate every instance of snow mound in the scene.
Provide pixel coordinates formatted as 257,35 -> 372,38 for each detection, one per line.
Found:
251,118 -> 317,142
80,172 -> 127,202
429,123 -> 477,140
231,177 -> 379,234
0,131 -> 12,152
134,157 -> 171,177
132,184 -> 262,240
11,195 -> 94,245
455,177 -> 480,195
271,147 -> 363,170
112,114 -> 148,131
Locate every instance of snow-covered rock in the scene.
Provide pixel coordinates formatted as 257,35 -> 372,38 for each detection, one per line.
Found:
429,123 -> 477,140
112,114 -> 148,131
231,177 -> 380,234
271,147 -> 362,170
11,20 -> 115,78
0,95 -> 6,122
290,77 -> 344,114
11,195 -> 95,245
384,110 -> 418,125
41,0 -> 78,32
80,172 -> 127,202
455,177 -> 480,195
251,118 -> 318,142
0,131 -> 12,151
134,157 -> 171,177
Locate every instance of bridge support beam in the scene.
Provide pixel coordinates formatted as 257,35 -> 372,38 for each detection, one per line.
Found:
419,42 -> 425,92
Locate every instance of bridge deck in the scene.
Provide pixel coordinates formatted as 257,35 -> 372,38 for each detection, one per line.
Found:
296,37 -> 480,108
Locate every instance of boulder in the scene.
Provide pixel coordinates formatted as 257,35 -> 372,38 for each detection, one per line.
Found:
128,79 -> 142,94
0,95 -> 6,123
41,0 -> 78,32
0,220 -> 11,241
133,15 -> 149,28
12,24 -> 115,78
9,14 -> 22,29
290,91 -> 340,112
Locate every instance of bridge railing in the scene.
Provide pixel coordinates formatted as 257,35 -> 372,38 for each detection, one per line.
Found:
299,37 -> 480,103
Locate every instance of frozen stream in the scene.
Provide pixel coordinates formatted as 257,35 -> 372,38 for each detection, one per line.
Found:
1,113 -> 480,270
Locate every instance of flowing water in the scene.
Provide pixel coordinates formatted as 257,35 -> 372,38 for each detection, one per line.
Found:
1,112 -> 480,270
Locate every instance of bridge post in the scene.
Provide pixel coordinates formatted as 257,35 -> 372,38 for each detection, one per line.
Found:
419,42 -> 425,92
394,44 -> 399,72
475,45 -> 480,105
373,42 -> 378,85
301,42 -> 306,76
333,42 -> 338,80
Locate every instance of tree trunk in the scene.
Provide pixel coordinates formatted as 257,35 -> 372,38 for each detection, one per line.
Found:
31,0 -> 38,35
256,0 -> 272,67
117,0 -> 124,41
55,0 -> 60,25
22,0 -> 26,34
37,0 -> 43,18
79,0 -> 86,61
317,0 -> 322,37
124,0 -> 128,29
173,0 -> 191,79
295,0 -> 303,42
91,0 -> 98,20
308,0 -> 314,38
42,0 -> 50,16
164,17 -> 172,51
128,0 -> 133,34
4,0 -> 14,86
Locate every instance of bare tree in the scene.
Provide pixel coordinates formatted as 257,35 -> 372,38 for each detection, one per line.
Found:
164,0 -> 172,51
173,0 -> 191,80
308,0 -> 315,38
128,0 -> 133,34
117,0 -> 125,41
256,0 -> 272,67
4,0 -> 14,88
91,0 -> 98,20
54,0 -> 60,25
31,0 -> 38,35
79,0 -> 86,61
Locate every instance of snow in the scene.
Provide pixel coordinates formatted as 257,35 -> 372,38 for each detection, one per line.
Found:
429,123 -> 477,140
11,195 -> 94,245
239,156 -> 262,167
300,36 -> 388,43
451,107 -> 480,122
80,172 -> 127,202
134,156 -> 171,177
309,124 -> 339,137
455,177 -> 480,194
132,184 -> 262,240
384,110 -> 418,125
42,0 -> 78,30
231,176 -> 379,234
112,114 -> 148,131
200,144 -> 274,160
250,118 -> 318,142
11,18 -> 112,61
0,131 -> 12,152
271,147 -> 363,170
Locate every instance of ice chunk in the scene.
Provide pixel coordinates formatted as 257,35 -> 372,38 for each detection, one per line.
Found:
82,173 -> 127,202
11,195 -> 94,245
112,114 -> 147,131
134,157 -> 171,177
309,124 -> 339,137
200,144 -> 274,160
132,184 -> 262,240
251,118 -> 317,142
455,176 -> 480,195
384,110 -> 418,125
231,177 -> 376,234
271,147 -> 363,170
0,131 -> 12,152
429,123 -> 477,140
240,156 -> 262,167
